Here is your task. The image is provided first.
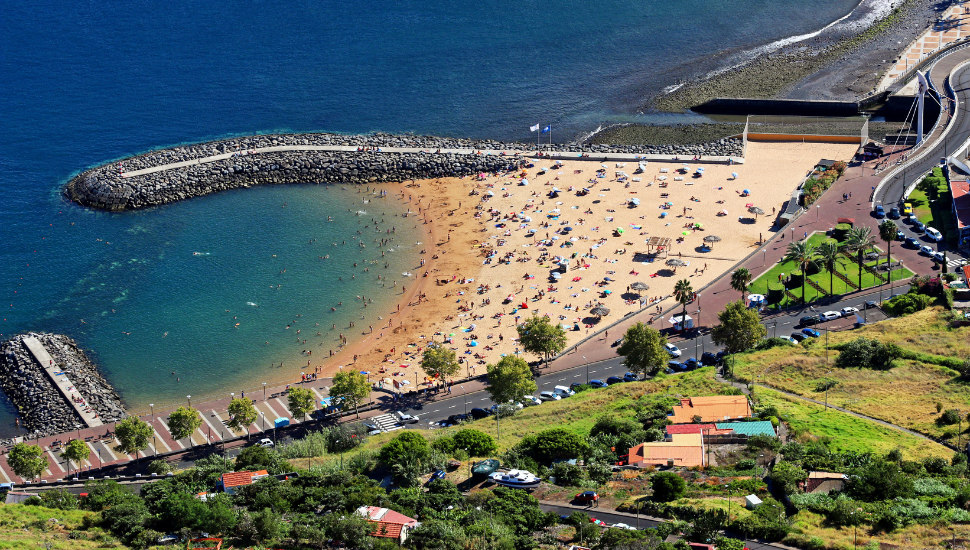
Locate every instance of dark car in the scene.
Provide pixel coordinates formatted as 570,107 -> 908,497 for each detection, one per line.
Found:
446,414 -> 470,425
684,357 -> 700,370
874,205 -> 885,218
668,360 -> 687,371
469,408 -> 492,419
801,328 -> 821,338
611,338 -> 624,347
589,379 -> 608,388
429,469 -> 447,482
905,237 -> 920,248
799,315 -> 820,326
623,372 -> 639,382
912,220 -> 926,233
570,382 -> 587,392
865,300 -> 879,309
896,230 -> 905,241
790,332 -> 808,342
574,491 -> 599,504
888,206 -> 900,219
701,352 -> 723,366
606,376 -> 624,385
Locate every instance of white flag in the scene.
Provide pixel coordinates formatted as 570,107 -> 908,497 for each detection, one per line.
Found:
530,124 -> 540,132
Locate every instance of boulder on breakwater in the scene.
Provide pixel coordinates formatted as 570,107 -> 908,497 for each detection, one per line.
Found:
65,132 -> 743,211
0,333 -> 126,443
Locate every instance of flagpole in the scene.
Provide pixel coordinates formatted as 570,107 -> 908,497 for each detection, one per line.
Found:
537,123 -> 541,148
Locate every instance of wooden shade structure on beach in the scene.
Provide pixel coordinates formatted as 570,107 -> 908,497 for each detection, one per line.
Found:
748,206 -> 765,219
590,306 -> 610,317
665,258 -> 686,267
703,235 -> 721,248
630,281 -> 649,291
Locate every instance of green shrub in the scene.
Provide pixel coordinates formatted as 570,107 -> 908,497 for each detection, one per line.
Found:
834,337 -> 900,370
753,337 -> 795,351
651,472 -> 687,502
937,409 -> 961,426
452,429 -> 497,457
883,293 -> 934,316
551,461 -> 585,486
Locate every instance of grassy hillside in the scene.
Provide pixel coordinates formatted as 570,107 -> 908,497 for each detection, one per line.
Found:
732,307 -> 970,442
0,504 -> 106,550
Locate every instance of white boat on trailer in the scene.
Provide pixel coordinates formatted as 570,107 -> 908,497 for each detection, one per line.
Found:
490,469 -> 541,488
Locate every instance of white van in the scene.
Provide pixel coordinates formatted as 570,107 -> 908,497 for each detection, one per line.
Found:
925,227 -> 943,242
554,385 -> 575,398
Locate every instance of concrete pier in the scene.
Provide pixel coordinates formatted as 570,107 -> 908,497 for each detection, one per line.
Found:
21,337 -> 103,428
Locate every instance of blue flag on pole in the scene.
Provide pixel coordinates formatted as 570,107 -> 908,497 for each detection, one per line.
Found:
542,125 -> 551,133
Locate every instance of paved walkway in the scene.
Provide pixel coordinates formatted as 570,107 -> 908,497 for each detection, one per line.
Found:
21,337 -> 102,428
878,1 -> 970,89
119,145 -> 741,179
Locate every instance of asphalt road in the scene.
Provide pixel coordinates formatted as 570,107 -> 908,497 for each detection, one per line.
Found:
395,284 -> 906,428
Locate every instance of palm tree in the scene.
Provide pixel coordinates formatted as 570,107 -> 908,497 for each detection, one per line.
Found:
878,219 -> 898,268
816,240 -> 844,294
782,239 -> 820,305
673,279 -> 694,331
844,226 -> 875,289
731,268 -> 752,302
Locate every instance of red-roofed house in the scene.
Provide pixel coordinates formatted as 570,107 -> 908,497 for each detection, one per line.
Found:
357,506 -> 419,544
218,470 -> 269,495
665,423 -> 717,435
951,179 -> 970,252
668,396 -> 752,424
628,433 -> 706,468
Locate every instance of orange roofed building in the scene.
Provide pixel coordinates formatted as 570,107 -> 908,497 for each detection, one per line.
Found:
668,396 -> 751,424
628,433 -> 706,468
357,506 -> 419,545
218,470 -> 269,495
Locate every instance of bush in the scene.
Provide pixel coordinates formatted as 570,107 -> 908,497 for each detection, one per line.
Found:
551,462 -> 585,486
379,431 -> 429,468
937,409 -> 961,426
39,488 -> 79,510
883,293 -> 934,316
452,429 -> 497,457
753,337 -> 796,351
834,337 -> 901,370
512,428 -> 589,465
651,472 -> 687,502
913,477 -> 956,497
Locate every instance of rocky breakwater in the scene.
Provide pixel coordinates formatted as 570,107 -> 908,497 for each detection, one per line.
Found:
0,333 -> 126,441
64,132 -> 743,211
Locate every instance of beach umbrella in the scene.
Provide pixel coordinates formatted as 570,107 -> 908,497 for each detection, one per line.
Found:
696,167 -> 705,172
590,306 -> 610,317
748,206 -> 765,219
666,258 -> 686,268
601,164 -> 608,168
703,235 -> 722,248
615,227 -> 625,234
485,190 -> 495,196
360,371 -> 370,375
523,216 -> 532,222
682,231 -> 690,236
520,178 -> 529,185
630,281 -> 649,291
552,272 -> 561,279
630,198 -> 641,206
731,172 -> 739,179
470,341 -> 478,346
563,226 -> 573,232
743,189 -> 751,194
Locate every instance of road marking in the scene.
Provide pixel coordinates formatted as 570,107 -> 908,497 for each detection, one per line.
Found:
0,461 -> 13,483
44,447 -> 65,473
153,419 -> 184,450
200,411 -> 223,441
274,398 -> 294,419
99,440 -> 119,462
448,405 -> 457,409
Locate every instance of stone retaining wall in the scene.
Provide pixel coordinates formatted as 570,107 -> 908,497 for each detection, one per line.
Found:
65,132 -> 743,211
0,333 -> 126,443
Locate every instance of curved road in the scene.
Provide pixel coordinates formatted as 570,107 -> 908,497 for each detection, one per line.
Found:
875,51 -> 970,208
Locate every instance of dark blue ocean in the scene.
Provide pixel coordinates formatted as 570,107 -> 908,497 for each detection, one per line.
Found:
0,0 -> 861,435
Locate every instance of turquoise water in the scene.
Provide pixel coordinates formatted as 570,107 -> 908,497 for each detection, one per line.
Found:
0,0 -> 864,435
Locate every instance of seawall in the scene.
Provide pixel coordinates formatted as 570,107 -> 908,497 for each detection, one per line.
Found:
64,133 -> 743,211
0,333 -> 126,442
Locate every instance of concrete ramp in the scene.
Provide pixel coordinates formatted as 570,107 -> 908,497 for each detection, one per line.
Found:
949,155 -> 970,176
21,337 -> 103,428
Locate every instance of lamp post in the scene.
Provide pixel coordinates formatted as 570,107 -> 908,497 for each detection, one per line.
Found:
583,355 -> 589,384
263,383 -> 267,401
230,392 -> 234,403
825,371 -> 832,410
260,412 -> 266,433
150,403 -> 154,423
816,204 -> 820,222
461,385 -> 467,416
187,395 -> 191,408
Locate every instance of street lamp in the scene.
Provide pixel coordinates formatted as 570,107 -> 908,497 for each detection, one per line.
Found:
150,403 -> 154,422
762,249 -> 767,267
461,385 -> 467,416
583,355 -> 589,384
263,383 -> 267,401
187,395 -> 191,407
816,204 -> 820,222
261,412 -> 266,432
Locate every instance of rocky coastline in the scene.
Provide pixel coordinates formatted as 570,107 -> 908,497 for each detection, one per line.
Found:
65,133 -> 742,211
0,333 -> 126,443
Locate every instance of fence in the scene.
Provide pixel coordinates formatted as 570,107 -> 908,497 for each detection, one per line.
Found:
745,115 -> 869,141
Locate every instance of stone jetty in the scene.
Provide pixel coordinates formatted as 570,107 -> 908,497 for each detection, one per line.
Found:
0,333 -> 126,442
65,132 -> 743,211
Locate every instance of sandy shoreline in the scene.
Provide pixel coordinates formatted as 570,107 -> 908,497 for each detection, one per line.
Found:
312,140 -> 860,394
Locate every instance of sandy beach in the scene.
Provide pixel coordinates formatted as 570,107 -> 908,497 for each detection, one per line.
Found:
319,140 -> 858,393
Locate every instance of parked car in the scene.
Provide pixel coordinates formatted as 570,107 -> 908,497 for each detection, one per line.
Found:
523,395 -> 543,406
865,300 -> 879,309
256,438 -> 275,448
611,338 -> 624,347
363,423 -> 383,435
798,315 -> 819,326
701,351 -> 723,366
801,328 -> 821,338
896,230 -> 905,241
888,206 -> 901,219
668,360 -> 687,371
790,332 -> 808,342
589,379 -> 609,388
539,391 -> 561,401
933,251 -> 946,263
446,414 -> 470,424
611,523 -> 637,530
623,372 -> 639,382
396,412 -> 419,424
684,357 -> 700,370
574,491 -> 599,504
554,385 -> 576,398
606,376 -> 624,385
912,220 -> 926,233
920,245 -> 934,256
925,227 -> 943,241
490,402 -> 523,414
782,335 -> 799,344
470,407 -> 492,419
665,343 -> 682,357
903,202 -> 913,215
429,469 -> 447,482
820,311 -> 840,321
570,382 -> 587,392
905,237 -> 920,248
840,306 -> 859,316
874,204 -> 885,218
